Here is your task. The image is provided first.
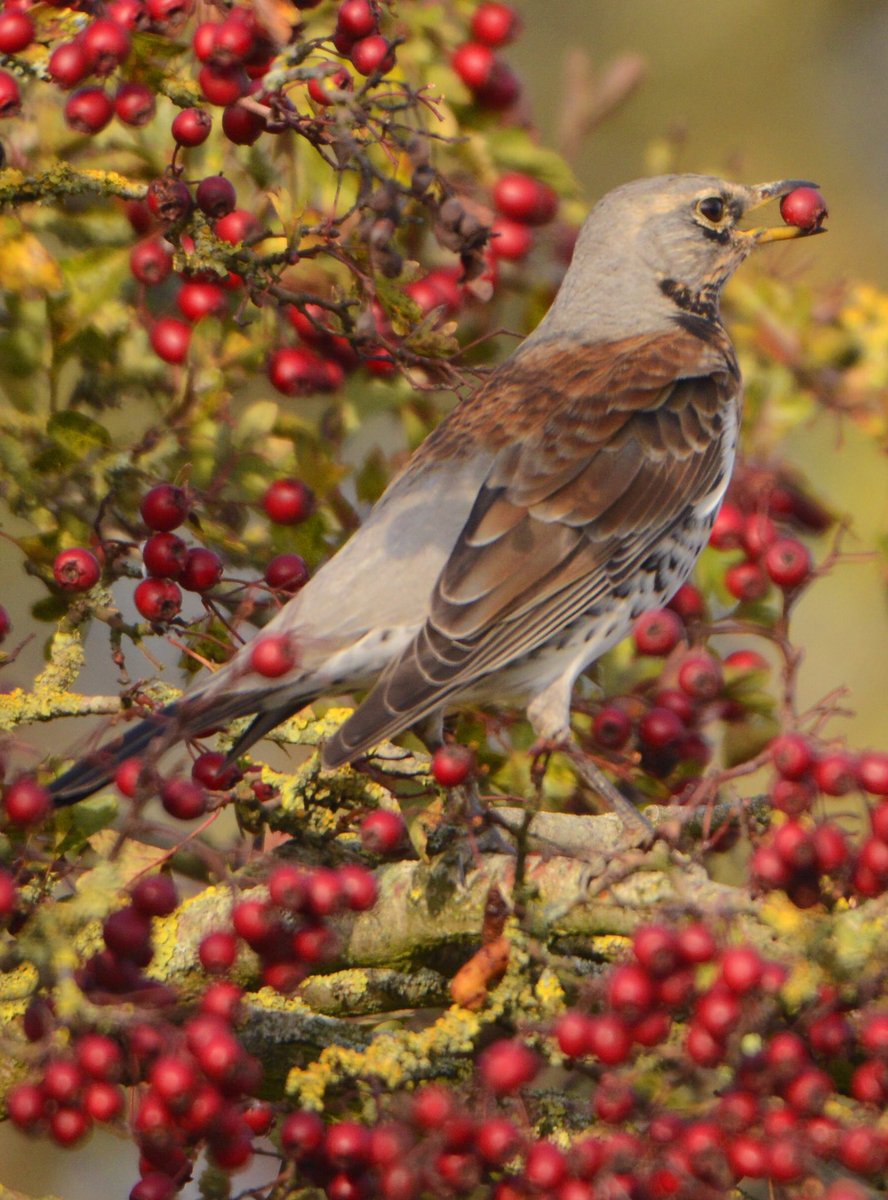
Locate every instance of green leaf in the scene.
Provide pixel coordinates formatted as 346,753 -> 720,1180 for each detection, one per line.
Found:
47,410 -> 112,459
55,794 -> 119,854
485,129 -> 581,195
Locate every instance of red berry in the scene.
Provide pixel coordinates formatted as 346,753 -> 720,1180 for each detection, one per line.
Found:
592,705 -> 632,750
741,512 -> 777,558
49,42 -> 90,89
725,560 -> 769,603
192,751 -> 240,791
780,186 -> 828,232
488,216 -> 533,261
308,66 -> 353,106
103,905 -> 152,960
265,553 -> 310,593
431,744 -> 475,787
281,1109 -> 325,1159
83,1080 -> 123,1122
130,238 -> 173,286
196,175 -> 237,219
0,867 -> 16,917
134,577 -> 182,622
719,945 -> 763,993
250,634 -> 297,677
65,88 -> 115,135
337,0 -> 377,39
115,758 -> 143,797
141,484 -> 189,532
199,926 -> 237,974
7,1082 -> 44,1130
677,652 -> 723,701
606,963 -> 654,1021
338,864 -> 378,911
50,1106 -> 90,1146
476,64 -> 520,110
351,34 -> 395,75
493,172 -> 559,226
633,924 -> 679,976
147,177 -> 193,225
266,864 -> 306,911
695,984 -> 741,1038
0,11 -> 34,55
210,12 -> 256,67
638,706 -> 685,751
262,477 -> 315,524
633,607 -> 684,656
0,604 -> 10,643
771,732 -> 813,780
178,279 -> 227,322
451,42 -> 494,90
115,81 -> 156,127
764,537 -> 812,589
172,106 -> 212,146
268,346 -> 332,396
215,208 -> 261,244
709,501 -> 744,549
676,921 -> 717,964
4,777 -> 51,826
221,102 -> 266,144
772,776 -> 815,815
360,809 -> 405,856
586,1013 -> 632,1065
83,18 -> 131,75
161,777 -> 207,820
471,3 -> 521,47
199,64 -> 249,106
859,751 -> 888,796
53,547 -> 101,591
131,874 -> 178,916
478,1038 -> 538,1094
813,750 -> 858,796
142,532 -> 187,578
525,1141 -> 567,1191
150,317 -> 191,363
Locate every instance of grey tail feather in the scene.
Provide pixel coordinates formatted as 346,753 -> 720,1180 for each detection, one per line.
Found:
322,688 -> 449,770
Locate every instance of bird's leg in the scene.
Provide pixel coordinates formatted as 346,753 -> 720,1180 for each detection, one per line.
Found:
528,733 -> 655,846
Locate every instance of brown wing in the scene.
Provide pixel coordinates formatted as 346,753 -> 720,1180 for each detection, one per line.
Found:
324,329 -> 738,766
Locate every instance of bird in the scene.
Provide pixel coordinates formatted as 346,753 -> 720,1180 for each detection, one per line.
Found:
49,174 -> 823,811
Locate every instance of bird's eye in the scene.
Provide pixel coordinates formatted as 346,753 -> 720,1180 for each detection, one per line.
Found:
696,195 -> 727,224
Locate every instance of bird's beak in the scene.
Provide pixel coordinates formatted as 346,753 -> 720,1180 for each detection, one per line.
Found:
740,179 -> 827,244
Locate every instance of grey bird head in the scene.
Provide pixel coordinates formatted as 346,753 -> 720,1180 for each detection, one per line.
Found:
534,173 -> 823,343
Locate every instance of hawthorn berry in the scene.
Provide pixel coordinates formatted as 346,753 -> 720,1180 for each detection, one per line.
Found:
780,186 -> 828,231
83,18 -> 131,75
115,81 -> 156,127
146,177 -> 193,225
0,11 -> 34,55
134,578 -> 182,622
859,751 -> 888,796
192,751 -> 240,791
262,477 -> 315,524
4,777 -> 51,826
592,705 -> 632,750
478,1038 -> 538,1093
131,874 -> 178,917
0,604 -> 10,642
360,809 -> 406,856
177,280 -> 227,322
250,634 -> 297,677
49,42 -> 90,89
215,208 -> 261,244
764,536 -> 812,589
677,652 -> 723,700
471,3 -> 522,47
130,239 -> 173,286
161,777 -> 207,820
0,71 -> 19,120
813,750 -> 858,795
196,175 -> 237,218
431,744 -> 475,787
633,607 -> 683,655
725,560 -> 769,603
221,103 -> 266,145
142,532 -> 187,578
493,172 -> 559,225
267,346 -> 330,396
65,88 -> 115,135
265,553 -> 310,593
451,42 -> 495,91
172,106 -> 212,146
308,66 -> 353,106
199,64 -> 249,106
141,484 -> 189,532
53,547 -> 101,591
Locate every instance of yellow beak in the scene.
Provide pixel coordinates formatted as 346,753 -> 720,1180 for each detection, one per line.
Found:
740,179 -> 827,245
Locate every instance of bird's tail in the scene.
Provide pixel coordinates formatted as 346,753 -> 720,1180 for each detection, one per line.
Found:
48,683 -> 320,807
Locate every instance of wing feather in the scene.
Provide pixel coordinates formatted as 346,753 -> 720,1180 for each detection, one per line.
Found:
324,329 -> 739,766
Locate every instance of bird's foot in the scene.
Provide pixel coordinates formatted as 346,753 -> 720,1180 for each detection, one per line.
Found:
529,735 -> 655,849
